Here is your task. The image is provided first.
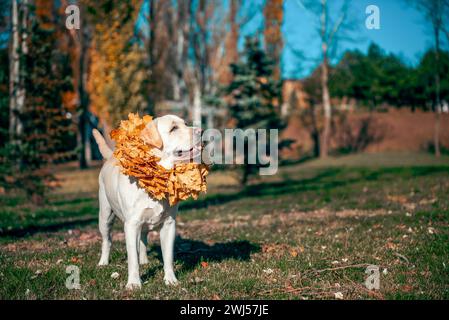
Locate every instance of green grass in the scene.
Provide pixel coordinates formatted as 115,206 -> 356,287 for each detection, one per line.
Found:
0,152 -> 448,299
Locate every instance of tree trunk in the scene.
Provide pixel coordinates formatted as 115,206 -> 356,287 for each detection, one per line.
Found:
241,166 -> 250,185
434,109 -> 441,157
77,10 -> 90,169
320,54 -> 331,158
172,74 -> 181,101
9,0 -> 27,143
78,111 -> 88,169
311,105 -> 321,158
16,0 -> 28,119
9,0 -> 19,141
181,0 -> 191,114
172,1 -> 188,103
192,80 -> 202,127
146,0 -> 157,115
433,25 -> 441,158
319,0 -> 331,158
263,0 -> 283,80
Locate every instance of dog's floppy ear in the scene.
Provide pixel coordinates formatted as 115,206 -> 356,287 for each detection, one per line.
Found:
141,121 -> 163,149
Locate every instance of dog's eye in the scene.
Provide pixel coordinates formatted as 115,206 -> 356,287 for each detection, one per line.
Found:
170,125 -> 178,133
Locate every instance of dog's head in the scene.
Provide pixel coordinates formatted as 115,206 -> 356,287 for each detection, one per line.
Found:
140,115 -> 202,169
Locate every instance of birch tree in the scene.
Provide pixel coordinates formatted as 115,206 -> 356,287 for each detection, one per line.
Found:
168,0 -> 191,104
4,0 -> 74,203
188,0 -> 226,126
297,0 -> 354,158
9,0 -> 28,143
187,0 -> 256,126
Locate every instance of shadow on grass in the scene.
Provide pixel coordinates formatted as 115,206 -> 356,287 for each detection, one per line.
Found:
142,236 -> 260,281
0,216 -> 97,238
2,166 -> 447,240
180,168 -> 342,210
181,166 -> 449,211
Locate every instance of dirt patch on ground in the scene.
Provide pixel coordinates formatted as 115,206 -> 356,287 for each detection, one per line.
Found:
1,229 -> 107,253
1,208 -> 391,253
178,208 -> 391,237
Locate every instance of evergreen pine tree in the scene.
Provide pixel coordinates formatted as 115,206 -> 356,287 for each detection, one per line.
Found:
226,37 -> 284,184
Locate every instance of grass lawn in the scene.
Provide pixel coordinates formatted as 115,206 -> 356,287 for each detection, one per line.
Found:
0,152 -> 448,300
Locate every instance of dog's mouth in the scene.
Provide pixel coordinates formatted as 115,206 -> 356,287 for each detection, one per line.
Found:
173,143 -> 202,160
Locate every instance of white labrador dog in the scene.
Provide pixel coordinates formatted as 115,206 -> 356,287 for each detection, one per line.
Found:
92,115 -> 202,290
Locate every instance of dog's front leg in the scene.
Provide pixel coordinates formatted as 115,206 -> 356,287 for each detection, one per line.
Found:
160,215 -> 178,285
124,221 -> 142,289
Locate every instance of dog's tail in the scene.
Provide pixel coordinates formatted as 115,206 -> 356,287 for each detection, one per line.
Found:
92,129 -> 113,160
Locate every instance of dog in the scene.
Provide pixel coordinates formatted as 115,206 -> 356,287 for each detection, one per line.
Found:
92,115 -> 202,290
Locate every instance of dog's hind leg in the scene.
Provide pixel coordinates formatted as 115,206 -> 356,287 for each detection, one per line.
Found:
139,228 -> 149,265
98,184 -> 114,266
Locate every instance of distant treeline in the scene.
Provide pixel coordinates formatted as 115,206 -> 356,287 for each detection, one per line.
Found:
1,42 -> 448,158
304,43 -> 449,111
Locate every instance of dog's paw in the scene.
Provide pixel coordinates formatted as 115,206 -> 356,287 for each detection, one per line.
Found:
125,281 -> 142,290
139,256 -> 149,265
164,274 -> 179,286
98,259 -> 109,266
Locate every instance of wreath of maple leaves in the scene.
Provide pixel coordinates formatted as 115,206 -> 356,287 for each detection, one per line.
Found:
110,113 -> 209,206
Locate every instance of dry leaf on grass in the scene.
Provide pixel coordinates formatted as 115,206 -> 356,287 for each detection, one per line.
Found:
70,257 -> 80,264
387,195 -> 408,204
401,285 -> 413,293
386,242 -> 397,250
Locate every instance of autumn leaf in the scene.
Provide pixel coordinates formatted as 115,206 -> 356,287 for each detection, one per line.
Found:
387,195 -> 408,204
386,242 -> 397,250
70,257 -> 80,263
401,285 -> 413,293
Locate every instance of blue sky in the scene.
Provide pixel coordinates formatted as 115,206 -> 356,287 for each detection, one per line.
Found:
280,0 -> 432,78
137,0 -> 436,79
